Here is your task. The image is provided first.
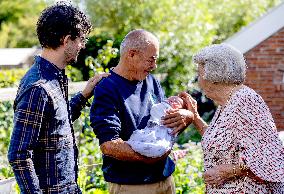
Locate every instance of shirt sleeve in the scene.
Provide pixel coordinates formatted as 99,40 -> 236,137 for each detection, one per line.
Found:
69,92 -> 88,122
8,86 -> 49,193
235,92 -> 284,182
90,84 -> 121,145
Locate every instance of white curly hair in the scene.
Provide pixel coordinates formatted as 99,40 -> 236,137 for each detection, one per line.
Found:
193,43 -> 246,84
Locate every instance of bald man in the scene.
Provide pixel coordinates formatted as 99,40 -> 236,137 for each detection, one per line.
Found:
90,29 -> 193,194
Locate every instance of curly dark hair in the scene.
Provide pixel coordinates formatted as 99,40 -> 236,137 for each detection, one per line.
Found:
36,2 -> 92,49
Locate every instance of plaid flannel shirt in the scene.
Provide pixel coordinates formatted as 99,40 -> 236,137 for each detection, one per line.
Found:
8,56 -> 87,194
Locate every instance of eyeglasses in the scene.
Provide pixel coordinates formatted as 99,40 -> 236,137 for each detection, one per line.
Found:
79,36 -> 89,44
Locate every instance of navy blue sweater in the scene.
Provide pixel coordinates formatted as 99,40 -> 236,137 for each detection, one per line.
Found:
90,70 -> 175,184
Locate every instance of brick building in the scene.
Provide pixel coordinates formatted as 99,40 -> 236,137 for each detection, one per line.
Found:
225,2 -> 284,131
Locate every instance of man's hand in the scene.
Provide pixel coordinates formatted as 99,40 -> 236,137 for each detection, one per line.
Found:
161,108 -> 194,135
82,73 -> 110,99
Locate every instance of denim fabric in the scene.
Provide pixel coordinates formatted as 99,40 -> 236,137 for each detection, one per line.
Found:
8,56 -> 87,194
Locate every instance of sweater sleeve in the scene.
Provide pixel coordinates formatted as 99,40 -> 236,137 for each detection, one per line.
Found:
90,83 -> 121,145
69,92 -> 89,122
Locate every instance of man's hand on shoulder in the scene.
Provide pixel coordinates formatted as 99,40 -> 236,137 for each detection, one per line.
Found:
82,72 -> 110,99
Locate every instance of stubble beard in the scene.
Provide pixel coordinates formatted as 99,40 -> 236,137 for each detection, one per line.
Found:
64,49 -> 79,65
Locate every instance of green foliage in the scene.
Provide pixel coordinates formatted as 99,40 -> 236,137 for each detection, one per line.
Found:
0,66 -> 83,88
84,40 -> 118,78
210,0 -> 282,43
0,68 -> 27,88
66,65 -> 84,82
75,35 -> 120,80
0,0 -> 46,48
75,106 -> 107,192
0,16 -> 40,48
1,0 -> 280,92
0,1 -> 31,25
173,142 -> 205,193
84,0 -> 281,95
0,101 -> 14,179
177,126 -> 202,145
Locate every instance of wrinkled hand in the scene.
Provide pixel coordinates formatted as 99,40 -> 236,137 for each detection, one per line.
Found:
179,92 -> 198,116
161,108 -> 194,135
82,72 -> 110,99
204,164 -> 232,187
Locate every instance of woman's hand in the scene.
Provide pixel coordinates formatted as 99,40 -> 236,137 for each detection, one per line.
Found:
179,92 -> 198,117
179,92 -> 207,135
82,72 -> 111,99
204,164 -> 234,187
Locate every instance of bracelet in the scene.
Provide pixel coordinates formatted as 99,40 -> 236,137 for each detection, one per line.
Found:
239,163 -> 248,171
232,165 -> 237,179
200,124 -> 207,131
239,163 -> 249,178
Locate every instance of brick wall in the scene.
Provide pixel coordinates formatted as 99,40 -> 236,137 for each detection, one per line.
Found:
245,27 -> 284,131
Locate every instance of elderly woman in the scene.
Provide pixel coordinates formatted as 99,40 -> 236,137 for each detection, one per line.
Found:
179,44 -> 284,193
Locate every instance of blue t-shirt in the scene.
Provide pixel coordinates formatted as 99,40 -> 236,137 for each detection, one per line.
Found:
90,70 -> 175,184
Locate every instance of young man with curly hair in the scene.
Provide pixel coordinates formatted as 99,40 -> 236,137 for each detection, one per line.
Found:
8,2 -> 109,193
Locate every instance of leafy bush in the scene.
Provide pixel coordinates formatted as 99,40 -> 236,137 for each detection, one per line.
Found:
0,68 -> 27,88
66,65 -> 84,82
0,0 -> 45,48
0,101 -> 14,179
0,66 -> 83,89
74,35 -> 120,80
173,142 -> 205,194
75,107 -> 107,192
